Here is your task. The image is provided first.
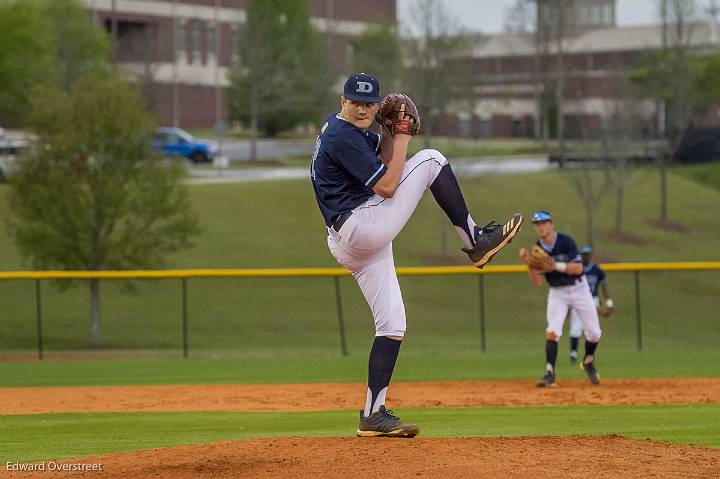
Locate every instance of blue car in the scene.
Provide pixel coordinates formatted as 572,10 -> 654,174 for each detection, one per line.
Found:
153,127 -> 219,163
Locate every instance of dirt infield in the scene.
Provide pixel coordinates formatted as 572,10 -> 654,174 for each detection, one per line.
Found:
2,377 -> 719,414
5,436 -> 720,479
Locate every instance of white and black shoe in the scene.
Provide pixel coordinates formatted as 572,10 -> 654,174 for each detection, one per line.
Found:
356,406 -> 420,438
581,356 -> 600,385
463,213 -> 524,268
536,372 -> 556,388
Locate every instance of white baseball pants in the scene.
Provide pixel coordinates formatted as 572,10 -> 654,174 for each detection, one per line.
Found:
326,149 -> 448,337
546,276 -> 602,342
569,295 -> 601,338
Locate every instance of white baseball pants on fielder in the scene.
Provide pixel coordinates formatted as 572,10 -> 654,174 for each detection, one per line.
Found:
568,295 -> 601,338
546,276 -> 602,342
326,149 -> 448,337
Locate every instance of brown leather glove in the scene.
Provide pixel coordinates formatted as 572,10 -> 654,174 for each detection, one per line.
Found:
527,245 -> 555,272
376,93 -> 421,136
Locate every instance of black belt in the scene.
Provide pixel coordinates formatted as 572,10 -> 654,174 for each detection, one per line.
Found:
332,211 -> 352,232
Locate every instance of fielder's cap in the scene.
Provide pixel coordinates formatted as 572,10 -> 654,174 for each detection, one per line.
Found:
580,245 -> 593,254
531,210 -> 552,223
343,73 -> 380,103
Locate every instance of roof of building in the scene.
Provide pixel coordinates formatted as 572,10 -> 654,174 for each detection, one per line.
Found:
471,23 -> 720,58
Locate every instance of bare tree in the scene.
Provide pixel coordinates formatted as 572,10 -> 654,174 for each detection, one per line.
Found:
560,91 -> 612,247
402,0 -> 472,148
536,0 -> 583,157
504,0 -> 536,33
603,101 -> 647,234
656,0 -> 700,221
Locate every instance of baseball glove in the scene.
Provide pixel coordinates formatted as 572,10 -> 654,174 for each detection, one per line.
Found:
376,93 -> 421,136
598,304 -> 614,317
527,245 -> 555,272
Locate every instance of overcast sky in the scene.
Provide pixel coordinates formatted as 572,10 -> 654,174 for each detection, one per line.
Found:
397,0 -> 665,35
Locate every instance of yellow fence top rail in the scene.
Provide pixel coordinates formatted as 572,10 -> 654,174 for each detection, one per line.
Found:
0,261 -> 718,280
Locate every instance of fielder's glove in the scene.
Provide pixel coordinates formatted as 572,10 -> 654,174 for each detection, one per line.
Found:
526,245 -> 555,272
376,93 -> 421,136
598,298 -> 615,317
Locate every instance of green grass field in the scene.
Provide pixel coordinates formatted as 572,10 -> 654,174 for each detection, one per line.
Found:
4,404 -> 719,462
1,161 -> 719,464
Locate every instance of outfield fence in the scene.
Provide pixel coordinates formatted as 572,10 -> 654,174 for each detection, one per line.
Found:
1,261 -> 719,360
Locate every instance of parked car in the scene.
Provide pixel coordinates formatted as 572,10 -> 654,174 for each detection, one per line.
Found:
152,127 -> 218,163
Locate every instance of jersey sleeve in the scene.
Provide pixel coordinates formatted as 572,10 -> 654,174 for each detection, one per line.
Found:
565,236 -> 581,262
333,129 -> 386,189
597,266 -> 608,284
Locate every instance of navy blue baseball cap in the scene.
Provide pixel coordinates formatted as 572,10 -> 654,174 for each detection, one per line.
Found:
531,210 -> 552,223
580,245 -> 593,254
343,73 -> 380,103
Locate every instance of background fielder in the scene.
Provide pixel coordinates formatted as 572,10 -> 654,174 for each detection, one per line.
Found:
568,245 -> 614,363
311,73 -> 522,437
519,210 -> 602,387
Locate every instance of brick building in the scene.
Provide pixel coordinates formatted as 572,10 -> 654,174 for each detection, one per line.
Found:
435,0 -> 720,139
85,0 -> 395,128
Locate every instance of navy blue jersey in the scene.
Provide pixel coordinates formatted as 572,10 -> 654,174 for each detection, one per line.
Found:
536,233 -> 582,287
583,262 -> 607,297
310,113 -> 385,227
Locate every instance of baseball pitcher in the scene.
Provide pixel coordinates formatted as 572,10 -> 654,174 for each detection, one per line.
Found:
310,73 -> 523,437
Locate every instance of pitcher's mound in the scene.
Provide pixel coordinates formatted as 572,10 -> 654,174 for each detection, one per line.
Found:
13,436 -> 720,478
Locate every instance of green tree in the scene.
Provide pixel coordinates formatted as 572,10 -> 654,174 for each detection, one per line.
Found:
5,74 -> 201,347
0,0 -> 109,125
350,22 -> 402,93
228,0 -> 328,147
42,0 -> 111,91
0,0 -> 54,124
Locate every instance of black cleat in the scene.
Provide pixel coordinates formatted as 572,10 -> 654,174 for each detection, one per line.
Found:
581,356 -> 600,385
463,213 -> 524,268
356,406 -> 420,438
536,372 -> 556,388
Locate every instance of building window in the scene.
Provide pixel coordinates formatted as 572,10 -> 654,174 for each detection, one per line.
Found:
591,5 -> 601,24
603,4 -> 614,25
230,24 -> 240,66
459,119 -> 470,138
189,19 -> 202,63
512,119 -> 524,138
479,119 -> 491,138
207,23 -> 216,56
175,19 -> 185,53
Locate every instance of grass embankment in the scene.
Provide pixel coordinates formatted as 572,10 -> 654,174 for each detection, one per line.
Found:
0,165 -> 718,356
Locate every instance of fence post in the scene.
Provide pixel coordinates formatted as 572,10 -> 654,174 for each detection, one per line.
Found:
35,279 -> 43,360
634,270 -> 642,351
333,276 -> 348,357
182,278 -> 189,359
478,273 -> 486,352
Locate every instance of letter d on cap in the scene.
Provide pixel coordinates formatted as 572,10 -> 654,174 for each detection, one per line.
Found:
356,81 -> 373,93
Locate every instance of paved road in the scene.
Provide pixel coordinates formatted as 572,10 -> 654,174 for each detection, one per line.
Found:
186,156 -> 550,185
220,139 -> 314,162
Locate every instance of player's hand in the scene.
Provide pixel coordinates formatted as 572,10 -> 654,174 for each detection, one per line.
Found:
518,247 -> 529,261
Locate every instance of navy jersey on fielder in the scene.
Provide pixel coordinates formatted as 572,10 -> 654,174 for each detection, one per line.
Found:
536,233 -> 582,287
310,113 -> 385,227
583,263 -> 607,297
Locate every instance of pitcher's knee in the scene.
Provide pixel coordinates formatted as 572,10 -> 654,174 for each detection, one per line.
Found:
418,148 -> 448,166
